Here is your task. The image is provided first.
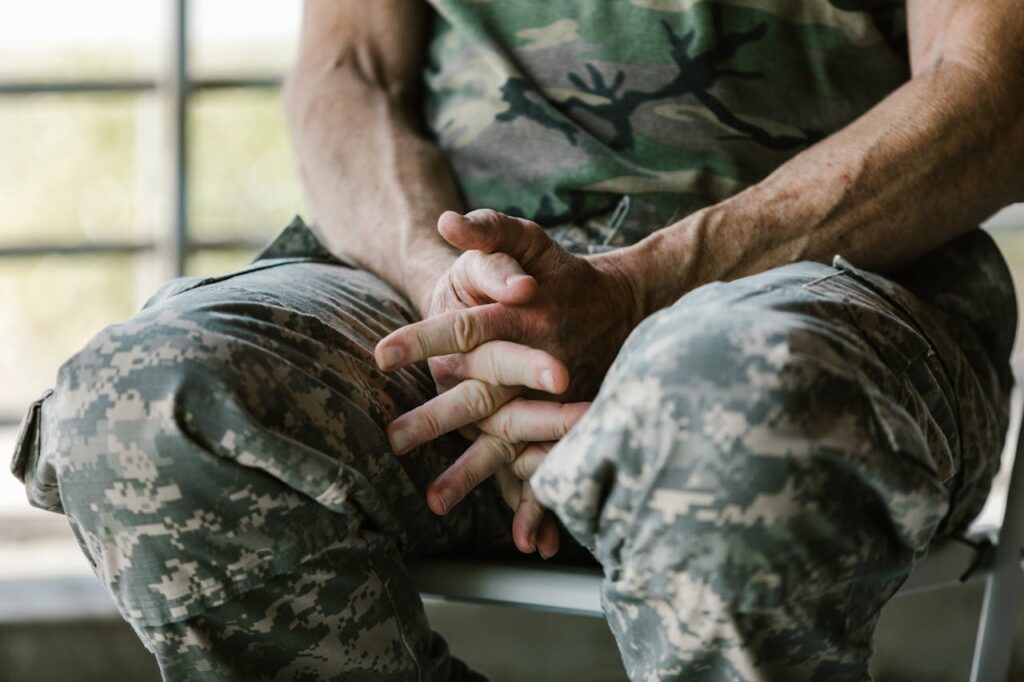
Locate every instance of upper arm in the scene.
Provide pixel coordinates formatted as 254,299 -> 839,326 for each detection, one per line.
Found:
290,0 -> 430,100
907,0 -> 1024,79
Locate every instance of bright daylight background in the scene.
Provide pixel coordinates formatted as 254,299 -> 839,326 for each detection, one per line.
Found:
2,0 -> 1024,569
0,1 -> 304,556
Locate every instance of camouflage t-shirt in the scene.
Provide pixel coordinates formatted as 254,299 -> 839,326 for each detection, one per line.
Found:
423,0 -> 908,250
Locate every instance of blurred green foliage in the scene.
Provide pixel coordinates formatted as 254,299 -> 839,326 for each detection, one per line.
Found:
0,94 -> 160,244
0,62 -> 304,417
0,255 -> 143,414
189,89 -> 306,241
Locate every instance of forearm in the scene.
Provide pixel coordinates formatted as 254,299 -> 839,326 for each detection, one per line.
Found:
284,49 -> 462,317
618,42 -> 1024,317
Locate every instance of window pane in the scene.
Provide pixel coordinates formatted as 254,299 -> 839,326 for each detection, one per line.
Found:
0,94 -> 163,245
190,1 -> 300,78
0,1 -> 162,80
186,249 -> 257,277
0,255 -> 159,417
188,89 -> 305,242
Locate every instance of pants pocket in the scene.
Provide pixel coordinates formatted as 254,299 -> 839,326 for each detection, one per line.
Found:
9,389 -> 62,514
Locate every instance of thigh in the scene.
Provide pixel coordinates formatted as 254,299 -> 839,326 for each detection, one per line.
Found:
19,252 -> 513,629
538,254 -> 1009,554
532,255 -> 1012,679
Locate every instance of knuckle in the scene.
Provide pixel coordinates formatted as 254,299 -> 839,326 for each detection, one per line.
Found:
465,250 -> 486,273
494,438 -> 521,465
510,457 -> 533,481
452,311 -> 479,351
418,409 -> 443,441
523,220 -> 545,239
458,465 -> 483,494
484,348 -> 504,383
479,251 -> 501,268
526,310 -> 556,338
478,208 -> 501,225
449,255 -> 470,281
465,381 -> 498,417
496,409 -> 517,442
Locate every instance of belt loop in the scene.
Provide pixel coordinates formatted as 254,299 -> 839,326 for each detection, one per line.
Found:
832,254 -> 854,272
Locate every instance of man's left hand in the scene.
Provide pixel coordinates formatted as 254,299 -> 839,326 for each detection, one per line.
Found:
375,209 -> 645,553
377,209 -> 643,399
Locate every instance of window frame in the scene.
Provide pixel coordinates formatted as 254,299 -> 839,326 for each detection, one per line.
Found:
0,0 -> 286,426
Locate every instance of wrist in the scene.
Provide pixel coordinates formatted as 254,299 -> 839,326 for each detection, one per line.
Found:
400,243 -> 458,319
601,221 -> 700,321
614,202 -> 748,318
591,243 -> 665,331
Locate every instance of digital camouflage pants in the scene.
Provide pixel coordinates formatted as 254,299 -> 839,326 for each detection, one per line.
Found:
11,219 -> 1017,681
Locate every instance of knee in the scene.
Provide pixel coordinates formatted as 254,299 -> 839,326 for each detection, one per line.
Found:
45,301 -> 339,530
47,310 -> 230,473
608,305 -> 895,513
602,315 -> 943,595
536,306 -> 834,561
48,309 -> 243,482
540,302 -> 942,574
46,302 -> 395,526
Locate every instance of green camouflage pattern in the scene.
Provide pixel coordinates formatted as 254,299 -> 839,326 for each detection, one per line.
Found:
11,219 -> 1016,680
424,0 -> 908,250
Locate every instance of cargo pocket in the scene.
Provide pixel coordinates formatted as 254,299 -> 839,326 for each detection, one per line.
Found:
9,389 -> 63,514
829,255 -> 960,483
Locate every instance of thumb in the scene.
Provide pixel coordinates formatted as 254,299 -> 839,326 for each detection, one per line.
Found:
452,251 -> 537,306
438,209 -> 554,266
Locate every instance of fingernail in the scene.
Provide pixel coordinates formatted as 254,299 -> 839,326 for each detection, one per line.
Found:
389,426 -> 412,455
539,548 -> 553,560
505,274 -> 532,287
434,488 -> 455,515
540,369 -> 556,392
379,346 -> 404,369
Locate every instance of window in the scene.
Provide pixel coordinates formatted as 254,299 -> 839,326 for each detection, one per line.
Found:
0,0 -> 304,434
0,1 -> 305,531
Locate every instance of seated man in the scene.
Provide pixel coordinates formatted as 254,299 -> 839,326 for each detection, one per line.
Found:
11,0 -> 1024,679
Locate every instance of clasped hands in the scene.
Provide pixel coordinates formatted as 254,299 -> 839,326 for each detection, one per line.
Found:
374,209 -> 641,559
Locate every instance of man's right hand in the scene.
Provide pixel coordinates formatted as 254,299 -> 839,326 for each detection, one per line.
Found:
385,216 -> 593,559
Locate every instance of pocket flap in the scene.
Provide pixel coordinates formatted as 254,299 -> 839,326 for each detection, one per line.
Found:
10,390 -> 52,483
